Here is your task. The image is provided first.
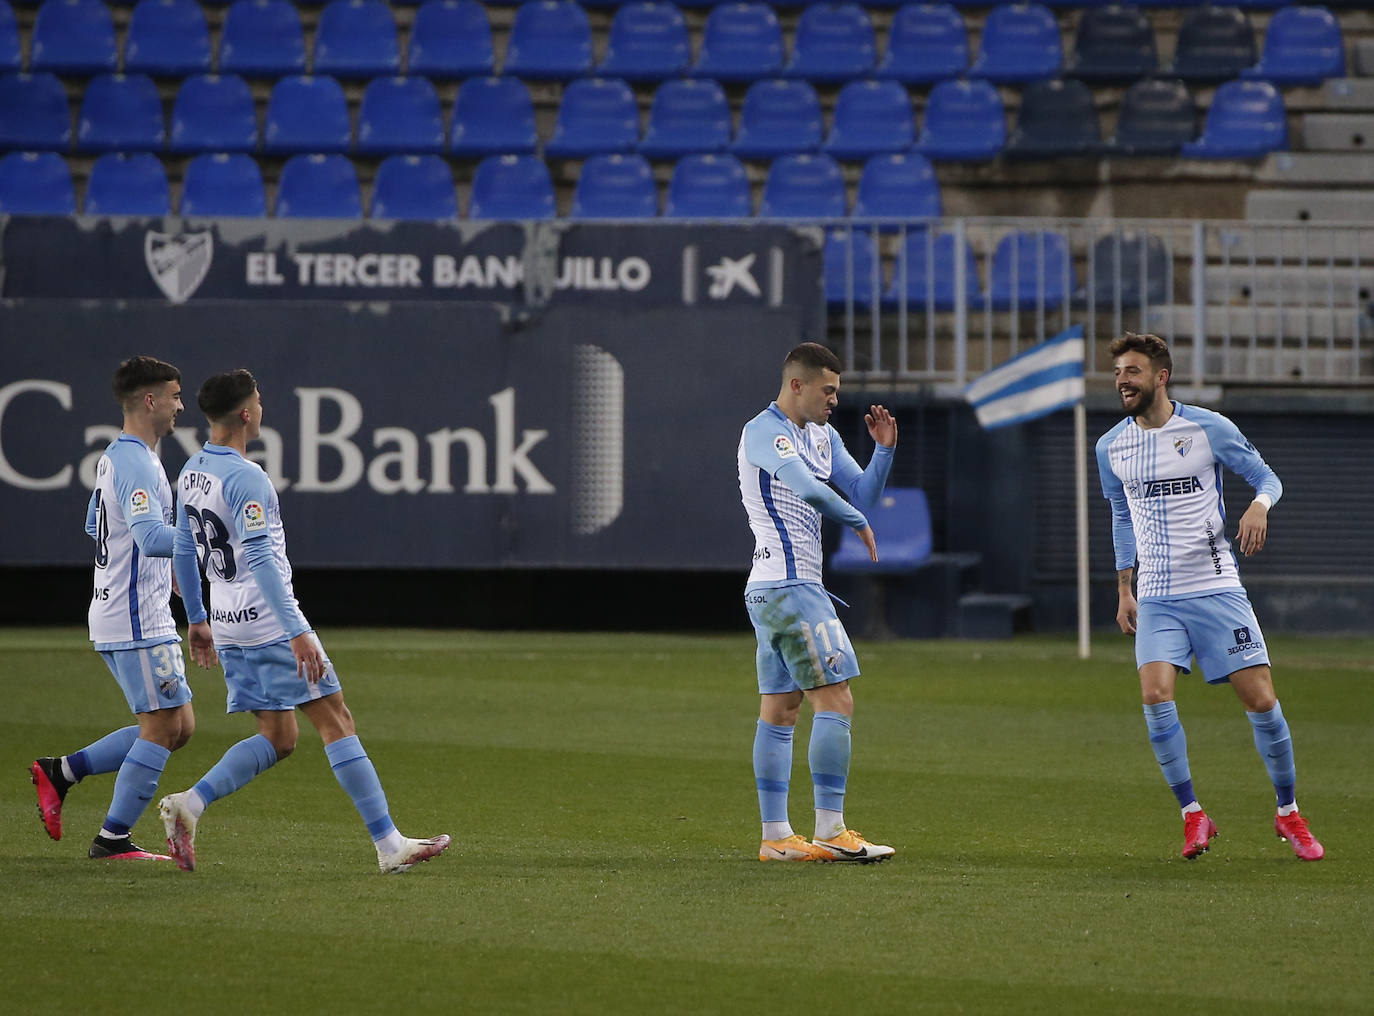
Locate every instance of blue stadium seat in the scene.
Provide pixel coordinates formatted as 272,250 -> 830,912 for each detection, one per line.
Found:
784,2 -> 876,83
915,78 -> 1005,160
1064,4 -> 1157,82
571,152 -> 658,218
275,152 -> 361,218
85,151 -> 169,215
313,0 -> 399,78
544,77 -> 639,159
830,488 -> 933,574
1180,78 -> 1286,157
988,230 -> 1075,310
758,152 -> 846,219
406,0 -> 494,79
263,75 -> 351,154
0,150 -> 76,213
180,151 -> 266,217
663,152 -> 751,217
356,76 -> 444,155
875,2 -> 968,84
824,227 -> 883,309
1105,78 -> 1197,156
218,0 -> 306,77
823,79 -> 915,161
30,0 -> 117,75
639,78 -> 730,159
731,78 -> 822,158
123,0 -> 211,77
467,153 -> 555,219
0,73 -> 71,151
1241,5 -> 1344,86
598,1 -> 690,82
885,230 -> 984,310
77,73 -> 165,152
371,153 -> 456,219
448,76 -> 537,157
502,1 -> 592,80
969,2 -> 1062,83
852,152 -> 940,222
1166,6 -> 1257,82
0,2 -> 18,74
1085,231 -> 1169,307
692,2 -> 783,82
169,74 -> 257,153
1004,77 -> 1102,158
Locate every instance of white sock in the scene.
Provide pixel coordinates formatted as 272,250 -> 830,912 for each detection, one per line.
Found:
1278,802 -> 1299,817
1181,801 -> 1203,817
815,809 -> 845,840
761,821 -> 793,841
185,788 -> 207,819
375,829 -> 404,854
60,757 -> 77,783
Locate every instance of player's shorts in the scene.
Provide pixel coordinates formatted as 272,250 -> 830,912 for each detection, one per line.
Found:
746,582 -> 861,695
99,640 -> 193,714
217,634 -> 342,713
1136,589 -> 1270,683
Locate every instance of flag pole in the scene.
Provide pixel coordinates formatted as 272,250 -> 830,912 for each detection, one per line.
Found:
1074,400 -> 1090,660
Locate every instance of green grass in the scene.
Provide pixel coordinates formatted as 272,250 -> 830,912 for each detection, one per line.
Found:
3,628 -> 1372,1014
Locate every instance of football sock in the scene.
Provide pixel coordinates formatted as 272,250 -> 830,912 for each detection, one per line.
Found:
68,725 -> 140,781
100,738 -> 170,838
809,711 -> 851,824
324,735 -> 397,845
193,733 -> 278,807
754,719 -> 794,837
815,808 -> 845,840
1143,702 -> 1196,809
1247,701 -> 1297,808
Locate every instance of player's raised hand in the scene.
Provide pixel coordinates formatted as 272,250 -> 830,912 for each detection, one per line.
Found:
291,631 -> 326,683
865,405 -> 897,448
187,620 -> 218,669
1237,501 -> 1269,556
857,525 -> 878,563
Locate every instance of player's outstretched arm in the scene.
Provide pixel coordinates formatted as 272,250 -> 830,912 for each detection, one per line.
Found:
856,525 -> 878,563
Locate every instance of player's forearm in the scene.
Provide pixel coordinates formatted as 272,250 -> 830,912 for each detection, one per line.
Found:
242,538 -> 310,638
130,518 -> 176,557
847,444 -> 894,510
172,544 -> 207,622
1117,567 -> 1135,596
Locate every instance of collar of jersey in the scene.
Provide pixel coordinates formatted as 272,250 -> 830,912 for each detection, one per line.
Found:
767,402 -> 790,424
201,442 -> 241,457
115,433 -> 151,449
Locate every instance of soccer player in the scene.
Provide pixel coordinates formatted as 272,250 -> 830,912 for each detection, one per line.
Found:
158,369 -> 450,874
738,342 -> 897,863
30,356 -> 194,861
1097,332 -> 1323,861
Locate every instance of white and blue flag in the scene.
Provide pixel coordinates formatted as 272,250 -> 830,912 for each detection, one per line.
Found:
964,325 -> 1085,429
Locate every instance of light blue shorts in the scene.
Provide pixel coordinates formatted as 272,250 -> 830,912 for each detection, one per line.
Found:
218,636 -> 342,713
746,582 -> 861,695
100,640 -> 193,714
1136,589 -> 1270,683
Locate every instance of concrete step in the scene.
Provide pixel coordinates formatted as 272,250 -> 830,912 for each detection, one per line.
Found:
1144,303 -> 1371,344
1203,263 -> 1374,306
1257,152 -> 1374,186
1245,189 -> 1374,230
1356,38 -> 1374,78
1322,78 -> 1374,111
957,593 -> 1033,639
1301,114 -> 1374,152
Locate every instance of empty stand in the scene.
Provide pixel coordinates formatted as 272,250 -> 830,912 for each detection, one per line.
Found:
571,152 -> 658,217
371,153 -> 457,219
275,152 -> 362,218
823,78 -> 916,161
1181,78 -> 1287,157
597,1 -> 691,82
825,227 -> 883,308
639,77 -> 731,159
692,2 -> 784,82
180,151 -> 266,216
467,153 -> 555,219
886,230 -> 984,310
169,74 -> 256,153
0,72 -> 72,151
1005,77 -> 1102,157
988,230 -> 1075,310
84,151 -> 170,215
405,0 -> 494,79
77,72 -> 165,152
218,0 -> 306,77
30,0 -> 117,76
502,0 -> 593,80
1106,78 -> 1197,156
1086,231 -> 1169,307
545,76 -> 639,159
1167,6 -> 1257,82
263,74 -> 352,154
916,78 -> 1005,160
0,2 -> 17,74
830,488 -> 932,573
731,78 -> 822,158
1242,5 -> 1345,86
0,149 -> 76,213
449,76 -> 537,157
784,2 -> 876,83
852,152 -> 940,221
875,2 -> 968,84
1065,4 -> 1157,82
758,152 -> 846,218
969,2 -> 1063,84
313,0 -> 400,79
663,152 -> 751,217
123,0 -> 212,77
356,75 -> 445,155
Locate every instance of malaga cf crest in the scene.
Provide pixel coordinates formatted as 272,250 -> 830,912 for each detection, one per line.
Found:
144,230 -> 213,304
1173,436 -> 1193,458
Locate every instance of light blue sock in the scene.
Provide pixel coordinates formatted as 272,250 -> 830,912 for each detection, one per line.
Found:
193,733 -> 278,807
809,712 -> 852,812
101,738 -> 170,838
324,735 -> 397,843
753,720 -> 794,825
1248,701 -> 1296,808
1143,701 -> 1196,808
69,726 -> 139,781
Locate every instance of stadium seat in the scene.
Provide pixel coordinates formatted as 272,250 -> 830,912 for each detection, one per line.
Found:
1064,4 -> 1157,82
1241,6 -> 1344,86
758,152 -> 846,219
1004,78 -> 1102,158
852,152 -> 940,222
875,2 -> 968,84
169,74 -> 257,153
597,1 -> 691,82
77,73 -> 165,152
822,79 -> 915,161
371,153 -> 456,219
467,153 -> 555,219
122,0 -> 211,76
218,0 -> 306,77
84,151 -> 169,215
731,78 -> 822,158
969,2 -> 1063,83
263,75 -> 352,154
692,2 -> 784,82
885,230 -> 984,310
0,2 -> 18,74
275,152 -> 361,218
502,0 -> 593,80
784,2 -> 876,83
0,73 -> 72,151
1166,6 -> 1257,82
1105,78 -> 1197,156
988,230 -> 1075,310
356,76 -> 444,155
405,0 -> 494,79
180,151 -> 266,217
313,0 -> 400,78
571,152 -> 658,218
639,78 -> 731,159
30,0 -> 117,75
915,78 -> 1005,160
663,152 -> 751,217
448,76 -> 537,157
0,150 -> 76,213
1085,232 -> 1169,307
544,77 -> 639,160
830,488 -> 932,573
824,227 -> 883,309
1180,78 -> 1286,157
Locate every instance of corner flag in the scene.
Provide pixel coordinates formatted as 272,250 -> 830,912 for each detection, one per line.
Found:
964,325 -> 1085,429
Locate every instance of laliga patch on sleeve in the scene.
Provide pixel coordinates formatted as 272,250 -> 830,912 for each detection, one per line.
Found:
242,501 -> 267,532
773,435 -> 798,459
128,488 -> 151,517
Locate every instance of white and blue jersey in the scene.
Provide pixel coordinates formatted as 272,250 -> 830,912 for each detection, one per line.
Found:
1096,402 -> 1282,601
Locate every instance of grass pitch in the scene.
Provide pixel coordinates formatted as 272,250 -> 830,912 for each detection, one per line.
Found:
3,628 -> 1372,1014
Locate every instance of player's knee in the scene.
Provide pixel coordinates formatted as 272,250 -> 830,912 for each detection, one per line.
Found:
272,737 -> 297,760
